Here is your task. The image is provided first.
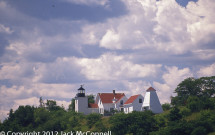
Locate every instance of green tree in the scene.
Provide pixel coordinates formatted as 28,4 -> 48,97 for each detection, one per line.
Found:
110,111 -> 157,135
87,94 -> 95,103
162,103 -> 171,111
169,107 -> 182,121
86,113 -> 102,128
191,126 -> 207,135
68,98 -> 75,111
34,107 -> 49,126
171,76 -> 215,106
46,100 -> 63,111
186,96 -> 202,112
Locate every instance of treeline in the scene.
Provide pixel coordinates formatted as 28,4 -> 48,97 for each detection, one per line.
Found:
0,76 -> 215,135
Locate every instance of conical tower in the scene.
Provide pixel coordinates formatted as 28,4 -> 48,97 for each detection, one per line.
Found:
142,87 -> 163,114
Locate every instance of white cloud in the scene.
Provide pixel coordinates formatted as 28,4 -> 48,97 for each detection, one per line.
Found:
153,66 -> 193,103
197,63 -> 215,77
100,29 -> 121,49
77,53 -> 162,80
0,24 -> 13,34
163,66 -> 193,88
62,0 -> 109,6
123,80 -> 152,96
13,97 -> 40,108
56,100 -> 71,109
186,0 -> 215,44
34,83 -> 77,99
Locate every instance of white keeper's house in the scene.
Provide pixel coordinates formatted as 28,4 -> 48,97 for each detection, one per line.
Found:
75,85 -> 163,115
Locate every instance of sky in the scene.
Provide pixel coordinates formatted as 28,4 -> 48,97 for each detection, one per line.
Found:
0,0 -> 215,120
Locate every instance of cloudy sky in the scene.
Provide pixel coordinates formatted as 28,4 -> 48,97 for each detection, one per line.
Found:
0,0 -> 215,120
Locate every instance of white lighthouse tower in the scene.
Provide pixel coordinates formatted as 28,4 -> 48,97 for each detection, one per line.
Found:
142,87 -> 163,114
75,85 -> 89,114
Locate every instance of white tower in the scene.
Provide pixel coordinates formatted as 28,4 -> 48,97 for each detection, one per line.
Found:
142,87 -> 163,114
75,85 -> 89,114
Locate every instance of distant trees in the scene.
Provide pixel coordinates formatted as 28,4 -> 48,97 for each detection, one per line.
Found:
110,111 -> 157,135
171,76 -> 215,106
68,98 -> 75,111
168,106 -> 181,121
86,113 -> 102,128
162,103 -> 171,111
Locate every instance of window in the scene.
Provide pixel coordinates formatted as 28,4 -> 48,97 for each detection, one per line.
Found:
139,98 -> 142,103
120,100 -> 123,105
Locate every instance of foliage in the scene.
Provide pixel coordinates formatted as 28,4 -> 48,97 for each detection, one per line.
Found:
168,107 -> 182,121
162,103 -> 171,111
68,98 -> 75,111
110,111 -> 157,135
179,107 -> 191,117
87,94 -> 95,104
186,96 -> 203,112
171,76 -> 215,106
86,113 -> 102,128
46,100 -> 63,111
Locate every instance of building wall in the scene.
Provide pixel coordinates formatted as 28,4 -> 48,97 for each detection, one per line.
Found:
142,92 -> 150,109
124,95 -> 144,113
142,91 -> 163,114
115,96 -> 128,110
96,97 -> 104,114
133,95 -> 144,111
124,104 -> 132,114
149,91 -> 163,114
75,97 -> 90,115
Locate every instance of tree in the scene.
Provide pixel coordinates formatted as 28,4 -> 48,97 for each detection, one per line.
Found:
87,94 -> 95,103
186,96 -> 202,112
191,126 -> 207,135
162,103 -> 171,111
34,107 -> 49,126
68,98 -> 75,111
86,113 -> 102,128
168,107 -> 182,121
171,76 -> 215,106
46,100 -> 63,111
110,111 -> 157,135
39,97 -> 44,108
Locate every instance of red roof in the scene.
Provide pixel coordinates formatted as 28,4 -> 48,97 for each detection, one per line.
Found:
88,103 -> 98,108
147,87 -> 156,92
98,93 -> 125,103
124,95 -> 139,104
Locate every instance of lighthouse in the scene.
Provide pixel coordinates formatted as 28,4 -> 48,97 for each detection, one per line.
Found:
75,85 -> 89,114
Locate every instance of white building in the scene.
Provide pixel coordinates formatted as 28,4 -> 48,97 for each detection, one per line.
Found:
124,94 -> 144,114
142,87 -> 163,114
95,90 -> 127,114
75,86 -> 163,115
